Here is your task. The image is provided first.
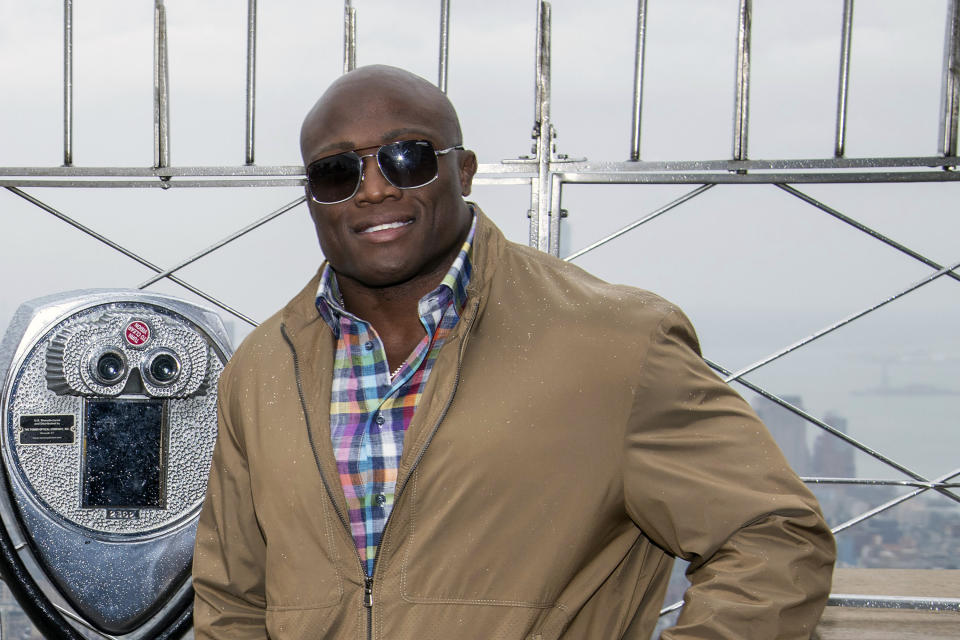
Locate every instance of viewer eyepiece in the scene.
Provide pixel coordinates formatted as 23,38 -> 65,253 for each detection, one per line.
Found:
90,350 -> 127,385
145,351 -> 180,385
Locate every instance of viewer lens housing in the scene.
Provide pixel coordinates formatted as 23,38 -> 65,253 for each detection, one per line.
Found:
145,351 -> 181,386
90,350 -> 127,386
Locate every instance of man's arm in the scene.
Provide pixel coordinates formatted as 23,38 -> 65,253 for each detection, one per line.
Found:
624,308 -> 835,639
192,369 -> 269,640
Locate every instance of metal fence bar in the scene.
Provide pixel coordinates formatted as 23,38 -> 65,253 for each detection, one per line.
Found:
137,196 -> 306,288
63,0 -> 73,167
549,173 -> 563,256
533,1 -> 545,142
52,601 -> 114,639
556,169 -> 960,185
4,187 -> 257,327
343,1 -> 357,73
629,0 -> 649,161
438,0 -> 451,93
5,154 -> 960,178
245,0 -> 257,165
563,184 -> 713,261
0,167 -> 307,177
662,591 -> 960,617
940,0 -> 960,157
706,357 -> 960,505
7,168 -> 960,189
828,594 -> 960,612
153,0 -> 171,169
777,184 -> 960,284
0,179 -> 305,189
531,1 -> 556,254
9,170 -> 960,189
662,564 -> 960,619
662,588 -> 960,618
733,0 -> 752,161
546,155 -> 960,171
830,467 -> 960,535
803,477 -> 960,489
722,256 -> 960,384
835,0 -> 855,158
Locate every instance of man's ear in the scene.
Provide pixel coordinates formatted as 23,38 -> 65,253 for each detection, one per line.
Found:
458,150 -> 478,197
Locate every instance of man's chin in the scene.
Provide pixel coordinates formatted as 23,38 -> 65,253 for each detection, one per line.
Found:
333,243 -> 460,295
337,263 -> 419,291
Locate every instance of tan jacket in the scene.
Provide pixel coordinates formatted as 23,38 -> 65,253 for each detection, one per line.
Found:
193,209 -> 835,640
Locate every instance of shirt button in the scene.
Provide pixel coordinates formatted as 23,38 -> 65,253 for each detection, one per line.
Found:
375,413 -> 385,426
376,494 -> 386,507
363,341 -> 374,351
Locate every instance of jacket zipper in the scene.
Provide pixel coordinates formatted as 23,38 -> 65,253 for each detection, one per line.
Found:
364,576 -> 374,640
282,297 -> 479,640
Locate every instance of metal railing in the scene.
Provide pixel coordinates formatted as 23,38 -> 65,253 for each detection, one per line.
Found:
1,0 -> 958,629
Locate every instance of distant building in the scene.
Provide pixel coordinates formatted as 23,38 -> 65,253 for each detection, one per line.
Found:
748,397 -> 960,571
810,412 -> 855,479
752,394 -> 811,476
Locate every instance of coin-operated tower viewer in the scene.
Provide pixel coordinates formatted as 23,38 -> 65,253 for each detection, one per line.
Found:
0,290 -> 232,639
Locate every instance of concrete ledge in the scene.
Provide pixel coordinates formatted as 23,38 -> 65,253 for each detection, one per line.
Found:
813,569 -> 960,640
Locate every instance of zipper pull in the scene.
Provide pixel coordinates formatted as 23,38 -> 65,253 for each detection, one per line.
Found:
364,577 -> 374,608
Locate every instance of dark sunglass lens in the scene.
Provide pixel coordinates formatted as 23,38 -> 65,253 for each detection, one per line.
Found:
379,140 -> 438,189
308,153 -> 361,203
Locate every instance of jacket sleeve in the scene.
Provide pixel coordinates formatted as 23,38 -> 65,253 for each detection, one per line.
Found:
192,366 -> 269,639
623,308 -> 836,639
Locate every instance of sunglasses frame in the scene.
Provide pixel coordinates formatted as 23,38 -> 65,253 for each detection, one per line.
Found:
306,139 -> 463,205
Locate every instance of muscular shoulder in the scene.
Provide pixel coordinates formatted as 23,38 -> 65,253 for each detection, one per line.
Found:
493,239 -> 684,335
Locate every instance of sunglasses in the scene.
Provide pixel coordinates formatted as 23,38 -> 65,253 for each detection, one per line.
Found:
305,139 -> 463,204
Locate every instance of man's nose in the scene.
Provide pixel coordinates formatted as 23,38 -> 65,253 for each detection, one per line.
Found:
354,154 -> 401,205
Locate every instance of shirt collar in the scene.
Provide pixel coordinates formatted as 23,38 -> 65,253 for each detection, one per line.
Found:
316,211 -> 476,335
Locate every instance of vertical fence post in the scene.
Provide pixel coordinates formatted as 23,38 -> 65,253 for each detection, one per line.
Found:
834,0 -> 855,158
548,173 -> 563,257
245,0 -> 258,165
63,0 -> 74,167
438,0 -> 451,92
630,0 -> 649,161
732,0 -> 752,162
153,0 -> 170,169
530,0 -> 558,255
344,0 -> 357,73
940,0 -> 960,159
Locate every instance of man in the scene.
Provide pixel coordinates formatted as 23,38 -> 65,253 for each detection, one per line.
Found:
193,65 -> 835,639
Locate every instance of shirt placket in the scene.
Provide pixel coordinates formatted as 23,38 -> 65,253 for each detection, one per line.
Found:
339,317 -> 388,572
320,216 -> 473,577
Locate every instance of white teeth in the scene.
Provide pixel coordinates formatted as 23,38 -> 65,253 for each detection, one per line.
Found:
361,220 -> 412,234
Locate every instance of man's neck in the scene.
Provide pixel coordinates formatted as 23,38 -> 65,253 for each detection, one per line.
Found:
331,206 -> 474,368
336,271 -> 439,371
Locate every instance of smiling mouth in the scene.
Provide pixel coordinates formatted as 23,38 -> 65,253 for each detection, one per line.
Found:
359,220 -> 414,234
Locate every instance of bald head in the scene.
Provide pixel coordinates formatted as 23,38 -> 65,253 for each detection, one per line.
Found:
300,65 -> 463,162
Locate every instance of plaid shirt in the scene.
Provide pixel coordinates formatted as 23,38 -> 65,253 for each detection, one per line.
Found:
315,216 -> 475,576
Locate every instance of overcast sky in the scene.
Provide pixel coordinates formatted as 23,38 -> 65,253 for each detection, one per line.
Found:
0,1 -> 958,521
